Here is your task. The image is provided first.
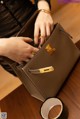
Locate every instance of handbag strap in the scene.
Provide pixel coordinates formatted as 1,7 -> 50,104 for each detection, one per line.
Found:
28,66 -> 54,74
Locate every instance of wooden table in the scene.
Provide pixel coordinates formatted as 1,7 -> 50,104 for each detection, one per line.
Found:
0,41 -> 80,119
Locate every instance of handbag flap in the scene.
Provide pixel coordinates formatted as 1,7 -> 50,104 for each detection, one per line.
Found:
21,23 -> 80,99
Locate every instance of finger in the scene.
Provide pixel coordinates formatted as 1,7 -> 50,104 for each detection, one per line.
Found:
27,46 -> 39,54
26,52 -> 35,59
23,54 -> 33,60
46,23 -> 51,37
40,25 -> 46,45
23,37 -> 33,42
51,23 -> 54,32
34,24 -> 40,44
25,59 -> 30,63
33,47 -> 39,53
29,48 -> 39,58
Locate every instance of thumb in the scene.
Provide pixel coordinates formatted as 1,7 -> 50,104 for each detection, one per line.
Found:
23,37 -> 33,42
33,47 -> 39,53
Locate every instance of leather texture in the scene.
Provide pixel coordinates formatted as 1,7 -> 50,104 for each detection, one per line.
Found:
3,11 -> 80,101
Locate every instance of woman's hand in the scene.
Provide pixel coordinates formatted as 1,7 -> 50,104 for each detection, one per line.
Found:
34,0 -> 54,46
34,11 -> 54,46
0,37 -> 39,62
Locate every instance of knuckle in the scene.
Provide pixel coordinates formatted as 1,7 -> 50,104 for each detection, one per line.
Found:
41,34 -> 45,37
41,32 -> 45,37
28,46 -> 33,52
35,22 -> 39,27
34,35 -> 38,38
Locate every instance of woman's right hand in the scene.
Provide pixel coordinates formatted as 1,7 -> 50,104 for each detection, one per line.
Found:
0,37 -> 39,62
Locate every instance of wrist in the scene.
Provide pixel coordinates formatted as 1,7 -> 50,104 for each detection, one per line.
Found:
38,0 -> 50,11
38,9 -> 52,15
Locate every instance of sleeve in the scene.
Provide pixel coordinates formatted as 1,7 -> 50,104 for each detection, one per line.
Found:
1,63 -> 17,76
0,57 -> 17,76
34,0 -> 51,9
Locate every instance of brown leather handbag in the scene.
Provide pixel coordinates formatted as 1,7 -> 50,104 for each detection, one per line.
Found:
5,11 -> 80,102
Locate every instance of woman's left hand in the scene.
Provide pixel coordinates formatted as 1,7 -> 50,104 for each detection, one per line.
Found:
34,11 -> 54,46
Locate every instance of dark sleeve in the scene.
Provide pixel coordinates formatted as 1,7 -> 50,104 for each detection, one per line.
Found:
0,57 -> 17,76
34,0 -> 51,9
1,63 -> 17,76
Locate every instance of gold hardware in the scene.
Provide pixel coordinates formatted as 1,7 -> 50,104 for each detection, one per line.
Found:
45,44 -> 56,55
29,66 -> 54,74
39,66 -> 54,73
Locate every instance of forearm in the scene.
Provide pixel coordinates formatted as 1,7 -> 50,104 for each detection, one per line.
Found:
37,0 -> 50,10
35,0 -> 51,10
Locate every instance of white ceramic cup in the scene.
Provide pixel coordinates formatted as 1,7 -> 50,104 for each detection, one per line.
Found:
41,98 -> 63,119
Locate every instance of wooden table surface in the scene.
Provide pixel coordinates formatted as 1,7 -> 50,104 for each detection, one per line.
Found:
0,41 -> 80,119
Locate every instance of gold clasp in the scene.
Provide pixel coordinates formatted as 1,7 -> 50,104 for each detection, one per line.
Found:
29,66 -> 54,74
45,44 -> 56,55
39,66 -> 54,73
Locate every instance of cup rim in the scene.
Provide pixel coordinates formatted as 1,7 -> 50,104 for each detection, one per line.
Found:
40,98 -> 63,119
